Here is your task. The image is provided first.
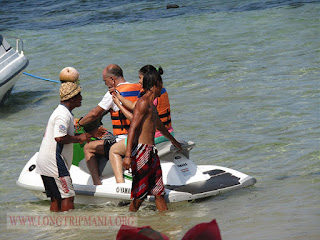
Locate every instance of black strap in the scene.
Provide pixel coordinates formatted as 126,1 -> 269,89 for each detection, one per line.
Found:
112,125 -> 130,130
162,119 -> 171,127
159,110 -> 170,119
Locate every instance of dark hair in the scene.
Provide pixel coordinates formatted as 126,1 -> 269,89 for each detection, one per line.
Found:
142,68 -> 162,90
139,65 -> 163,76
108,65 -> 123,77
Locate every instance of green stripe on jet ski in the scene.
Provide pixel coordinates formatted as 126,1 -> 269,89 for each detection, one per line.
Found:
123,174 -> 132,180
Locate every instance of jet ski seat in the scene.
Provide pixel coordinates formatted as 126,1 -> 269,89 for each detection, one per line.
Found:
77,140 -> 195,180
78,155 -> 115,178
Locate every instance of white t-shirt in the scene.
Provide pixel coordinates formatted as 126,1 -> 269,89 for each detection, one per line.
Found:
36,104 -> 75,177
98,82 -> 130,111
98,82 -> 130,142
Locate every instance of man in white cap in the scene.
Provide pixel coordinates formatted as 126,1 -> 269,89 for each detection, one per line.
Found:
36,80 -> 91,212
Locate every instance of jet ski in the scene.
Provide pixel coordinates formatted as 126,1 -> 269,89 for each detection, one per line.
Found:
17,140 -> 256,205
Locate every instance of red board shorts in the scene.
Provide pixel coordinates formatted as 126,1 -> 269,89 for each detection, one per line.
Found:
41,175 -> 75,199
131,144 -> 165,200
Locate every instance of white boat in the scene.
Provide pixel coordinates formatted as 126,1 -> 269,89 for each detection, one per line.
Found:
17,140 -> 256,205
0,34 -> 29,104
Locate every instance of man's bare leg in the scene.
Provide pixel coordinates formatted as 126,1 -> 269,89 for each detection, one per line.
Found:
129,198 -> 144,212
61,197 -> 74,211
50,198 -> 61,212
155,195 -> 168,212
83,140 -> 105,185
109,139 -> 126,183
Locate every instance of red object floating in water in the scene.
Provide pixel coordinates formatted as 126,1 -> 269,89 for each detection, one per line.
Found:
116,219 -> 221,240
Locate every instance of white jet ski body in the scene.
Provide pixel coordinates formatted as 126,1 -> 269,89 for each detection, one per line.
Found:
17,141 -> 256,204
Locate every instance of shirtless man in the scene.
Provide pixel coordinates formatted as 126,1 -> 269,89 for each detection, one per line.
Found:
123,68 -> 181,212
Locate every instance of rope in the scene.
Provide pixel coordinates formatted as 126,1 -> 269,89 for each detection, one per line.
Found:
23,72 -> 59,83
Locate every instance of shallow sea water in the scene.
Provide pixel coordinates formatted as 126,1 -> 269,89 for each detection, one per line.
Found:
0,1 -> 319,239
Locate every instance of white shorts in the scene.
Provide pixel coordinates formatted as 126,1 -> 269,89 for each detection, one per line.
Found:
41,175 -> 75,199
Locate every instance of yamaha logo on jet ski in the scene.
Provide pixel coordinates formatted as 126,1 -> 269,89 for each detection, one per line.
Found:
177,163 -> 187,167
116,187 -> 131,194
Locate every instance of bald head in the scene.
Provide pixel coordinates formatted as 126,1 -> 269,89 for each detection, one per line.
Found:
104,64 -> 123,78
103,64 -> 125,89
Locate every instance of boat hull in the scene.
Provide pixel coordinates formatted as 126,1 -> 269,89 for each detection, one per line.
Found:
0,35 -> 29,104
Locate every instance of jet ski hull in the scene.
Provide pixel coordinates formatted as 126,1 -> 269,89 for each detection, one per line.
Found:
17,141 -> 256,205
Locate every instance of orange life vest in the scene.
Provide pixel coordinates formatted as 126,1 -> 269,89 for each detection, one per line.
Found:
110,83 -> 141,135
157,88 -> 172,130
